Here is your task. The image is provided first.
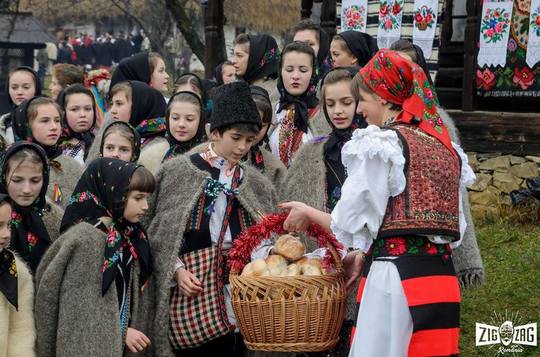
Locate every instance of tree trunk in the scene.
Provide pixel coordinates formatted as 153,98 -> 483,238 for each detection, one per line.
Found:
164,0 -> 206,63
204,0 -> 226,78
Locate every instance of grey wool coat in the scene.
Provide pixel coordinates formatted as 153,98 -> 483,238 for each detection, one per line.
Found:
250,147 -> 287,195
42,200 -> 64,243
48,155 -> 84,209
146,154 -> 278,357
35,222 -> 154,357
439,108 -> 485,288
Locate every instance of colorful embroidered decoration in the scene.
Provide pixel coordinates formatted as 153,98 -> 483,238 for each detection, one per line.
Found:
477,0 -> 513,67
259,47 -> 280,68
377,0 -> 404,49
372,236 -> 451,259
203,177 -> 239,215
327,186 -> 342,211
481,7 -> 511,43
413,0 -> 439,59
527,0 -> 540,67
68,190 -> 107,211
135,117 -> 166,136
278,109 -> 305,168
341,0 -> 368,32
53,183 -> 62,204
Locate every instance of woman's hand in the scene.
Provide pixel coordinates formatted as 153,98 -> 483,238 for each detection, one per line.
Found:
175,268 -> 203,297
126,327 -> 151,353
279,201 -> 313,232
343,250 -> 365,292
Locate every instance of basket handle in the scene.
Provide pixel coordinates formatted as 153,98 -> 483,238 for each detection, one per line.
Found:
324,240 -> 344,275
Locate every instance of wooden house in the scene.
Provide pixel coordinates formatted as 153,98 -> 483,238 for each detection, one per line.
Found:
303,0 -> 540,214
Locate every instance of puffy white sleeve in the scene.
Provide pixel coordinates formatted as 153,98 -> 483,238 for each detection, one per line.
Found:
330,125 -> 406,253
450,142 -> 476,249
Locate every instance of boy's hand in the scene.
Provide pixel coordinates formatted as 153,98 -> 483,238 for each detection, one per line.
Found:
176,268 -> 203,297
126,327 -> 151,353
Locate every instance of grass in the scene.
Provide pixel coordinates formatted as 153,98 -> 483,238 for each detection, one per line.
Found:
460,221 -> 540,356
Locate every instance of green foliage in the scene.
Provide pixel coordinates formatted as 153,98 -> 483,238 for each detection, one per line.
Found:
460,222 -> 540,356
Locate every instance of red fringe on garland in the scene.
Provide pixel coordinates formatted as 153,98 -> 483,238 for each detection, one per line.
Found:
228,212 -> 344,274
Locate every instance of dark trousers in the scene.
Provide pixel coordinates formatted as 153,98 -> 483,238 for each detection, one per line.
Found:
174,332 -> 245,357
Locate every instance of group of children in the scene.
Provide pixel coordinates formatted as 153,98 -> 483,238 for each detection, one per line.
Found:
0,19 -> 483,357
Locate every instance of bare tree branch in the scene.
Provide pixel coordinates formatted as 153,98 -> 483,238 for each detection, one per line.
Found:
109,0 -> 150,38
111,0 -> 168,52
164,0 -> 206,62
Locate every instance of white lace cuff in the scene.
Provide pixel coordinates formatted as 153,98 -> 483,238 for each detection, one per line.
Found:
452,142 -> 476,188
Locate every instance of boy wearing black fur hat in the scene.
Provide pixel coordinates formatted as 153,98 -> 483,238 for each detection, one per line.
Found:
147,82 -> 277,357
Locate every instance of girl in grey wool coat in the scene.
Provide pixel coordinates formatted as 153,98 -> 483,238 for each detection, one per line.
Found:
1,142 -> 64,274
35,158 -> 157,357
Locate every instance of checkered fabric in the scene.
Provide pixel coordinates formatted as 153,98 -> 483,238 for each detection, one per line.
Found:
168,245 -> 234,349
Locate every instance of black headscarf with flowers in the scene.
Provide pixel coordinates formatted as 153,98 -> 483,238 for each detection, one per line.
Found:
60,158 -> 152,296
243,34 -> 280,84
0,193 -> 18,309
126,81 -> 167,141
1,142 -> 51,273
246,85 -> 272,172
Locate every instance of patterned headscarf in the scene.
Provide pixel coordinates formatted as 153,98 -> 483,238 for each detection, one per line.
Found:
1,142 -> 51,274
358,49 -> 455,155
60,158 -> 152,296
123,81 -> 167,140
0,193 -> 18,309
243,34 -> 281,84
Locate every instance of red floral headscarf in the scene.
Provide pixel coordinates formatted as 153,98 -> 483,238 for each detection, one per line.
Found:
359,49 -> 455,156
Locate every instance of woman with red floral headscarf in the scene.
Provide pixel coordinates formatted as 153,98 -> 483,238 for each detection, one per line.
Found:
279,49 -> 476,357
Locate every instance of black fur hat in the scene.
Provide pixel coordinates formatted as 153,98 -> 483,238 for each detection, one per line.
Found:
210,81 -> 262,131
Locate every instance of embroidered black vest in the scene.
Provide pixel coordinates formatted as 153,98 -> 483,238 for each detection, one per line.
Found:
378,124 -> 461,241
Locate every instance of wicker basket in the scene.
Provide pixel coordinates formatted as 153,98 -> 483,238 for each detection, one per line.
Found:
229,213 -> 346,352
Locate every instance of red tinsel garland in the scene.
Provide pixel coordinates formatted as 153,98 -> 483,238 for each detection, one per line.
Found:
228,212 -> 344,274
84,69 -> 111,88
